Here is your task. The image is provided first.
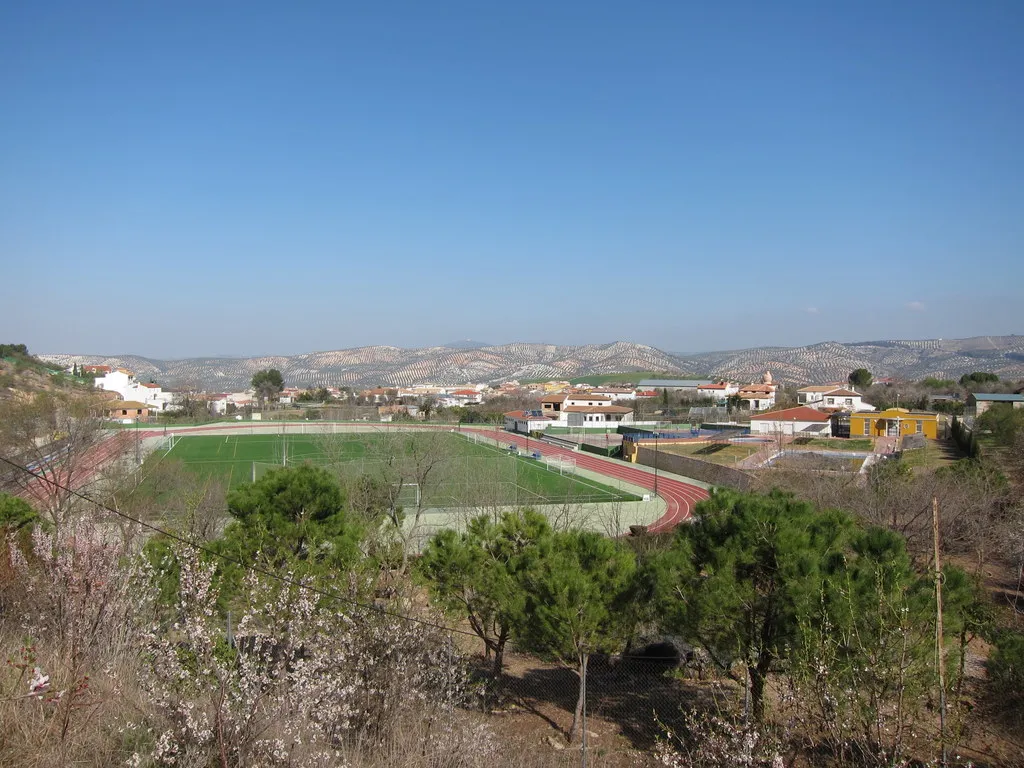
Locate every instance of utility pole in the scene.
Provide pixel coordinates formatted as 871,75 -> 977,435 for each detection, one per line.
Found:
932,495 -> 948,768
653,432 -> 659,497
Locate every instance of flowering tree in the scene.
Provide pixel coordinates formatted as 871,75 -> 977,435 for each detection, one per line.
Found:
134,546 -> 471,767
3,520 -> 137,764
0,392 -> 106,534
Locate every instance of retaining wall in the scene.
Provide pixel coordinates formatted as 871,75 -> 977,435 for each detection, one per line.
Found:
633,445 -> 753,491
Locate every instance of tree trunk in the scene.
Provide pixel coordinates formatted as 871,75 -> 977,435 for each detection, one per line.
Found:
567,652 -> 588,744
490,639 -> 506,681
749,663 -> 766,724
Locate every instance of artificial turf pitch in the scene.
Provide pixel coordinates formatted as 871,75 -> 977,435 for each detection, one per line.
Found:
160,432 -> 639,505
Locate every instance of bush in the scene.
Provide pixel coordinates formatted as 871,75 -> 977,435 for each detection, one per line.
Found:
989,631 -> 1024,703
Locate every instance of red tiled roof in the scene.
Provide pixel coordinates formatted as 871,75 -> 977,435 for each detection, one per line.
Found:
504,410 -> 554,419
739,385 -> 775,394
102,401 -> 151,411
140,382 -> 160,388
822,388 -> 860,398
750,406 -> 831,422
797,383 -> 845,393
541,393 -> 567,403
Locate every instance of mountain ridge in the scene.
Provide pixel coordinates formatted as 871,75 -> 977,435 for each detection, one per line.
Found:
40,336 -> 1024,391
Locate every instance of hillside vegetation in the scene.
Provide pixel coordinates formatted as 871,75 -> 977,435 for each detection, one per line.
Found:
42,335 -> 1024,390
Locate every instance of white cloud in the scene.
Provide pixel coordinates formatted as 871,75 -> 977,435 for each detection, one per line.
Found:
906,300 -> 926,312
805,307 -> 820,315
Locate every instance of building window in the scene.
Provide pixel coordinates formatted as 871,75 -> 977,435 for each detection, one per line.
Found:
845,398 -> 853,406
916,420 -> 923,433
864,420 -> 872,435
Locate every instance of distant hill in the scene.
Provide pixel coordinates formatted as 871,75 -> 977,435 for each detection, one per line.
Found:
40,336 -> 1024,392
441,339 -> 492,349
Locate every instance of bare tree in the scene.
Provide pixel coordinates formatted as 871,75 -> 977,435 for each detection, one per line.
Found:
369,428 -> 450,570
0,392 -> 108,534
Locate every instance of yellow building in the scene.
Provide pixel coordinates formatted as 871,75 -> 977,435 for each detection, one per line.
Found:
848,408 -> 941,439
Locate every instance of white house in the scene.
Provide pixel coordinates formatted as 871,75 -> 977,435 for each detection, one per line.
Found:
563,405 -> 634,426
749,406 -> 832,437
503,410 -> 556,433
814,388 -> 874,412
210,391 -> 257,415
736,372 -> 777,411
438,388 -> 484,407
94,368 -> 176,411
696,381 -> 739,399
94,368 -> 136,397
588,387 -> 637,401
797,384 -> 845,405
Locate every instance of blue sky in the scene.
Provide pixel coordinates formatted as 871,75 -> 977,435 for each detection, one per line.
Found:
2,1 -> 1022,358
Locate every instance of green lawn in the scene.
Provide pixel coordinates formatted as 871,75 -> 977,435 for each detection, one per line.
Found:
158,432 -> 639,505
899,439 -> 963,470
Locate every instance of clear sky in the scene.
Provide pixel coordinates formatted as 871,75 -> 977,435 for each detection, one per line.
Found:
2,1 -> 1022,358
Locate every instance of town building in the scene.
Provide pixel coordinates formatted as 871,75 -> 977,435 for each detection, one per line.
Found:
563,404 -> 634,426
101,400 -> 153,421
812,388 -> 874,412
797,383 -> 847,405
637,378 -> 715,394
848,408 -> 941,439
503,410 -> 556,433
736,372 -> 777,411
94,368 -> 176,411
968,393 -> 1024,417
587,387 -> 638,401
749,406 -> 832,437
695,381 -> 739,400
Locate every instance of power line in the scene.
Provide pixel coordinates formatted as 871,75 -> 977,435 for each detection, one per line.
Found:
0,453 -> 479,640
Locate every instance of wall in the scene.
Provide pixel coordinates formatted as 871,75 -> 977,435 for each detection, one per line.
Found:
626,442 -> 753,491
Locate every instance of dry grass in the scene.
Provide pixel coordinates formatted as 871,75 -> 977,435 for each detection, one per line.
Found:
900,438 -> 962,470
660,441 -> 761,466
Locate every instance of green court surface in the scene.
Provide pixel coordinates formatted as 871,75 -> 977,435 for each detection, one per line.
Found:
157,432 -> 640,506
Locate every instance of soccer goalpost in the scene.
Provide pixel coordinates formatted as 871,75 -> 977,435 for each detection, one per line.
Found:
396,483 -> 421,509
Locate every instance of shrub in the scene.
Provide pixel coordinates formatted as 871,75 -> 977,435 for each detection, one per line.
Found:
989,630 -> 1024,704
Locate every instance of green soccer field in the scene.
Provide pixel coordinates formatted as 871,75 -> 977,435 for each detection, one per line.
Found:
159,432 -> 640,505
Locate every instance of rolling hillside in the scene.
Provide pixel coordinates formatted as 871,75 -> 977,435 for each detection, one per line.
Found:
41,335 -> 1024,391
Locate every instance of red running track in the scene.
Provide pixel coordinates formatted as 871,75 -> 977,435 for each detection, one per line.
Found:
476,428 -> 707,533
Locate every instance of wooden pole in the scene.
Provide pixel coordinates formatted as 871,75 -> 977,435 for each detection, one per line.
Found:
932,495 -> 948,768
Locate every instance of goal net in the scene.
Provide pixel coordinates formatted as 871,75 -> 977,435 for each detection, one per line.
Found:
395,482 -> 420,508
543,456 -> 576,475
